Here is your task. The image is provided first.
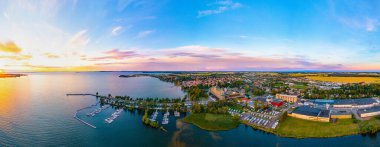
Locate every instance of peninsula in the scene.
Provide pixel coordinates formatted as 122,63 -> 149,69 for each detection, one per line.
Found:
99,72 -> 380,138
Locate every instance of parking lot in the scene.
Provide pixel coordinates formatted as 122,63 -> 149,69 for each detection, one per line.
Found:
228,108 -> 282,129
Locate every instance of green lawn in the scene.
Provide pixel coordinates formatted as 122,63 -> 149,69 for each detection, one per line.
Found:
358,116 -> 380,134
183,113 -> 240,131
276,117 -> 359,138
291,84 -> 308,89
274,83 -> 285,87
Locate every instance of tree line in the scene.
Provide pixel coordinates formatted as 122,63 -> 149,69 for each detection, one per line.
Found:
303,84 -> 380,99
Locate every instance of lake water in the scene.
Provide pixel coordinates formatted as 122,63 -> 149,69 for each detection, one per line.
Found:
0,72 -> 379,146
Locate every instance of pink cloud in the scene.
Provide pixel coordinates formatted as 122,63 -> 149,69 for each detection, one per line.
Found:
86,46 -> 346,71
87,49 -> 139,61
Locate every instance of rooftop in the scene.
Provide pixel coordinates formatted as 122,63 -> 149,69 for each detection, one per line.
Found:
358,106 -> 380,115
314,99 -> 335,103
330,110 -> 351,116
319,110 -> 330,118
334,98 -> 377,106
291,106 -> 321,117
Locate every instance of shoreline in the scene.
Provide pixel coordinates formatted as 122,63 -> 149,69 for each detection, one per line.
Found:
184,112 -> 379,139
68,91 -> 380,139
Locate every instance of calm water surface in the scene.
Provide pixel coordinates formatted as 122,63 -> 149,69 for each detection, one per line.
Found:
0,72 -> 379,147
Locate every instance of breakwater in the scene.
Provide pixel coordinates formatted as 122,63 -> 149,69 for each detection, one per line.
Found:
68,94 -> 99,129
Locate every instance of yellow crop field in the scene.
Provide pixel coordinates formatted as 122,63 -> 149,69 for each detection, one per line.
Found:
306,76 -> 380,83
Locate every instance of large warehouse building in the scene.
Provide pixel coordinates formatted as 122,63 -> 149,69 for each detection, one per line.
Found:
358,106 -> 380,118
288,106 -> 330,122
333,98 -> 379,108
330,110 -> 352,119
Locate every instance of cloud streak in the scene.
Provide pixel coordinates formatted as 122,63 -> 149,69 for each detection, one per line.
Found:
87,49 -> 139,61
198,0 -> 242,17
339,17 -> 379,32
42,53 -> 60,58
69,30 -> 90,47
8,44 -> 377,72
111,26 -> 124,36
0,54 -> 32,60
84,45 -> 347,71
136,30 -> 155,38
328,1 -> 379,32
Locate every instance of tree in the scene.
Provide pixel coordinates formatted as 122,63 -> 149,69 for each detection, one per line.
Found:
279,111 -> 288,123
187,86 -> 208,101
232,114 -> 240,121
142,110 -> 149,124
230,80 -> 244,88
192,102 -> 201,113
252,87 -> 265,96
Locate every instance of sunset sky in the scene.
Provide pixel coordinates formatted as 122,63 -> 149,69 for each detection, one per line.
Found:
0,0 -> 379,72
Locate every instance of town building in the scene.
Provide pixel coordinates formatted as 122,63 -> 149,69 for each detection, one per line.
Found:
333,98 -> 379,108
275,94 -> 298,103
270,100 -> 284,107
313,99 -> 335,106
224,88 -> 245,99
288,106 -> 330,122
209,87 -> 225,100
358,106 -> 380,118
330,110 -> 352,119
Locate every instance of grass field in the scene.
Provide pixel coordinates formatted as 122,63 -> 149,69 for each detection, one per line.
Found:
276,117 -> 359,138
291,84 -> 308,89
358,116 -> 380,134
274,83 -> 285,87
306,76 -> 380,83
183,113 -> 240,131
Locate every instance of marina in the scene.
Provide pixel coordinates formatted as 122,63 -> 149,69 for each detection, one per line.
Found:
105,109 -> 123,124
174,111 -> 180,117
87,105 -> 110,117
150,110 -> 158,122
162,111 -> 169,125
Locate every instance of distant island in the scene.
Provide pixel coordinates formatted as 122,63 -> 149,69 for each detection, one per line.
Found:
119,74 -> 150,78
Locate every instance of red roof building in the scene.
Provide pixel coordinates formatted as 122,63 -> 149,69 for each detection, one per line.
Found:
271,101 -> 284,107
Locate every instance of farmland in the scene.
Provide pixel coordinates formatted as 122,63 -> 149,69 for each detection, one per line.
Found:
307,76 -> 380,83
